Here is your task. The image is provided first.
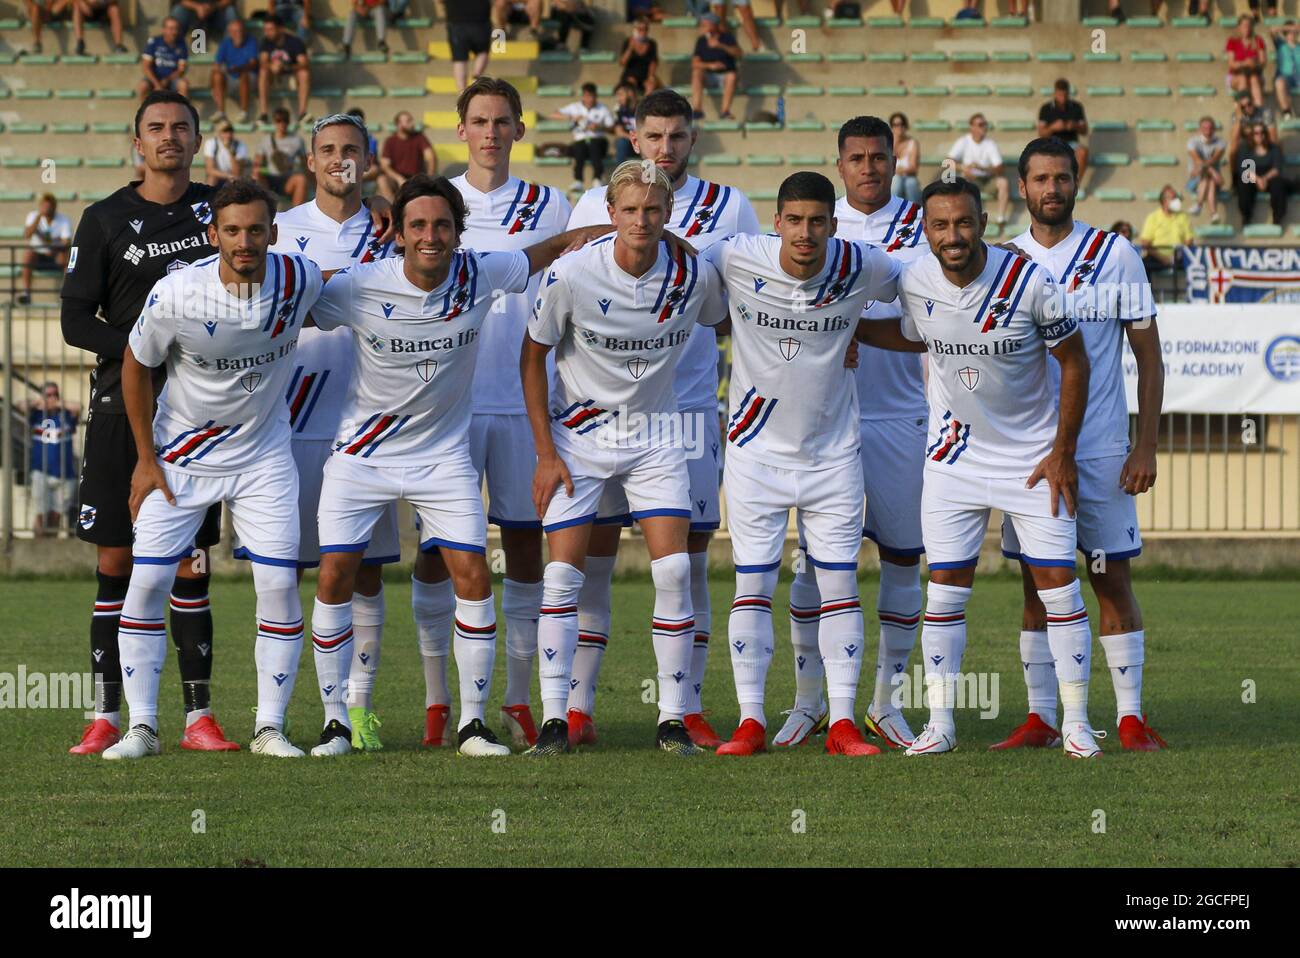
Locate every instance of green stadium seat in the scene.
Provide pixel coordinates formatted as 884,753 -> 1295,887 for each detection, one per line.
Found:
22,54 -> 57,65
829,86 -> 868,96
1135,86 -> 1173,97
346,87 -> 385,98
745,85 -> 782,97
787,154 -> 828,165
701,119 -> 741,132
51,190 -> 77,202
1084,52 -> 1121,63
909,17 -> 944,28
390,52 -> 430,64
752,16 -> 781,27
995,86 -> 1033,97
867,52 -> 904,63
579,51 -> 616,62
745,122 -> 780,132
952,51 -> 989,62
867,86 -> 906,96
0,191 -> 36,202
954,85 -> 992,97
1093,153 -> 1132,166
1173,16 -> 1209,26
1140,155 -> 1179,166
9,122 -> 46,133
745,51 -> 781,62
102,53 -> 136,65
660,52 -> 690,63
1242,224 -> 1283,239
1092,120 -> 1128,131
16,89 -> 53,99
1081,16 -> 1118,26
787,119 -> 825,132
1,157 -> 39,168
786,86 -> 822,97
1136,119 -> 1176,132
1196,224 -> 1235,239
535,120 -> 569,133
534,156 -> 568,167
701,154 -> 741,166
315,87 -> 345,98
60,54 -> 96,65
914,86 -> 949,97
56,89 -> 94,99
1130,51 -> 1167,62
389,87 -> 426,98
992,51 -> 1031,62
91,122 -> 129,134
537,85 -> 573,97
1282,119 -> 1300,132
990,16 -> 1028,27
403,16 -> 433,27
352,52 -> 388,64
995,120 -> 1036,132
1177,52 -> 1214,62
951,17 -> 984,27
318,17 -> 347,27
914,120 -> 951,132
920,154 -> 948,165
0,227 -> 23,240
867,15 -> 902,27
787,53 -> 822,63
52,157 -> 82,167
314,52 -> 346,64
0,17 -> 21,28
828,52 -> 865,62
662,16 -> 696,27
1127,16 -> 1164,27
1087,86 -> 1125,97
53,122 -> 88,134
87,157 -> 126,168
1215,17 -> 1239,28
100,89 -> 136,99
911,52 -> 947,62
0,53 -> 15,66
1142,190 -> 1163,202
786,16 -> 821,27
1180,86 -> 1217,97
1290,225 -> 1300,238
1036,51 -> 1074,62
746,155 -> 783,166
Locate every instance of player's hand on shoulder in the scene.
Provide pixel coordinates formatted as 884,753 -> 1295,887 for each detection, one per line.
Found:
364,196 -> 395,244
1027,448 -> 1078,519
995,242 -> 1030,259
532,453 -> 574,519
129,458 -> 175,521
1120,445 -> 1158,496
662,231 -> 698,259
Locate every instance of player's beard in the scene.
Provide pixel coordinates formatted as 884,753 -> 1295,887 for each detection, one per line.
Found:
148,143 -> 191,173
654,155 -> 689,189
1028,189 -> 1075,228
319,166 -> 361,200
939,242 -> 975,273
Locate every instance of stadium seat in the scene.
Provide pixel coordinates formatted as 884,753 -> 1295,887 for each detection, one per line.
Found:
914,120 -> 951,132
579,51 -> 616,63
914,86 -> 949,97
86,157 -> 126,168
1093,153 -> 1132,166
952,52 -> 989,63
389,88 -> 425,98
0,157 -> 39,168
1196,224 -> 1235,239
99,90 -> 135,100
1140,155 -> 1179,167
787,53 -> 822,63
16,89 -> 53,99
910,17 -> 944,28
1242,225 -> 1284,239
828,52 -> 865,63
1135,87 -> 1173,97
745,121 -> 780,132
1179,86 -> 1217,97
747,155 -> 783,166
745,52 -> 781,63
995,86 -> 1033,97
1131,51 -> 1168,62
995,120 -> 1036,132
867,15 -> 902,27
1137,119 -> 1176,132
829,17 -> 862,28
537,85 -> 572,97
52,123 -> 87,134
746,85 -> 782,96
992,51 -> 1031,62
1084,53 -> 1122,63
1092,120 -> 1128,131
954,85 -> 992,97
0,191 -> 36,202
1096,189 -> 1136,201
787,119 -> 825,132
9,122 -> 46,133
867,86 -> 905,96
787,154 -> 828,166
1087,86 -> 1125,97
56,89 -> 93,99
1127,16 -> 1164,27
990,15 -> 1028,27
786,86 -> 822,96
829,86 -> 868,96
391,52 -> 430,64
1037,51 -> 1074,62
911,52 -> 947,63
702,119 -> 742,132
701,154 -> 741,166
1177,52 -> 1214,62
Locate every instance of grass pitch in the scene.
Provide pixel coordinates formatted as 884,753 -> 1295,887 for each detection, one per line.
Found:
0,573 -> 1296,868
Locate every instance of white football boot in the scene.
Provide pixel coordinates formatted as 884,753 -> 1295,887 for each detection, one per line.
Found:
309,719 -> 353,757
102,724 -> 162,761
250,725 -> 305,758
904,723 -> 957,756
772,702 -> 829,747
457,718 -> 511,757
1061,722 -> 1106,758
864,707 -> 916,749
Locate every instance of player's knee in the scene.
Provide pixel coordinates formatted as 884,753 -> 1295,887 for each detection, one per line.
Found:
650,552 -> 690,593
1036,577 -> 1084,615
543,561 -> 584,603
355,563 -> 383,597
925,581 -> 971,614
252,563 -> 302,621
316,556 -> 356,603
454,558 -> 492,600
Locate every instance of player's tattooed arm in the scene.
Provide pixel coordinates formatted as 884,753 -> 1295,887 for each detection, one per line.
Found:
521,333 -> 574,518
122,346 -> 176,519
1121,317 -> 1164,495
1030,333 -> 1091,518
854,318 -> 928,352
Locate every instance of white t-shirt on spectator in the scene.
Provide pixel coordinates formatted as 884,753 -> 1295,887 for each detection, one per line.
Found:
204,137 -> 251,175
948,134 -> 1004,177
559,101 -> 616,141
25,211 -> 72,256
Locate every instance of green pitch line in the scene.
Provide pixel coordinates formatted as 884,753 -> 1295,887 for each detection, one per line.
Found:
0,578 -> 1295,867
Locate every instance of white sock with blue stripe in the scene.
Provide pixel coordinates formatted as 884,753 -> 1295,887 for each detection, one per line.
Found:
872,560 -> 922,715
813,566 -> 864,726
687,551 -> 712,714
920,582 -> 971,732
502,578 -> 542,708
117,561 -> 176,733
412,576 -> 454,709
1100,630 -> 1145,723
347,586 -> 384,710
729,567 -> 778,727
568,554 -> 614,717
1020,629 -> 1057,727
788,563 -> 825,712
454,595 -> 497,729
651,553 -> 694,723
311,598 -> 353,726
1038,580 -> 1092,728
538,562 -> 584,724
254,565 -> 304,731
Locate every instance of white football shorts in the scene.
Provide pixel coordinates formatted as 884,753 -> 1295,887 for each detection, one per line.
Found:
469,412 -> 540,530
1001,452 -> 1141,562
860,415 -> 927,556
542,430 -> 691,533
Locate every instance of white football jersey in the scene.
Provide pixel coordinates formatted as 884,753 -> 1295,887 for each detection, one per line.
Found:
451,174 -> 571,416
899,245 -> 1077,481
270,201 -> 396,440
702,233 -> 901,470
569,174 -> 760,412
130,252 -> 323,476
834,196 -> 928,421
1012,220 -> 1156,461
311,251 -> 530,464
529,236 -> 724,450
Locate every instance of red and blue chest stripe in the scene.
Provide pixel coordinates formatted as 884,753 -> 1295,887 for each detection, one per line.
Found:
812,239 -> 864,307
500,181 -> 553,235
650,241 -> 700,323
973,249 -> 1037,333
677,180 -> 733,238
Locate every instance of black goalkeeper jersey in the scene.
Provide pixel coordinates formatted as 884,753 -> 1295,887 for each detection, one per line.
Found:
60,180 -> 217,414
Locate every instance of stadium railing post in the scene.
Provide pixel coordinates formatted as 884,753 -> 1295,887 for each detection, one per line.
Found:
2,302 -> 13,553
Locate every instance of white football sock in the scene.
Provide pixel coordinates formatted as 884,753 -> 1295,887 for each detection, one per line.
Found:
253,564 -> 304,731
1039,580 -> 1092,728
872,560 -> 922,715
1100,629 -> 1145,723
117,561 -> 175,733
1020,628 -> 1058,727
347,586 -> 384,710
310,597 -> 353,726
920,581 -> 971,732
567,553 -> 614,718
538,562 -> 584,724
454,594 -> 497,728
787,563 -> 825,711
729,566 -> 778,727
651,553 -> 694,723
813,565 -> 864,726
412,575 -> 454,709
686,550 -> 712,714
501,578 -> 542,708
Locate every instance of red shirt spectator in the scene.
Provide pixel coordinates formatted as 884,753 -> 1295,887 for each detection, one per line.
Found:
1226,34 -> 1267,66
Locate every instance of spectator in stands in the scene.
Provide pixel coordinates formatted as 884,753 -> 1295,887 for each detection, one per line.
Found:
212,17 -> 259,121
258,14 -> 312,124
619,18 -> 661,92
72,0 -> 127,56
947,113 -> 1010,226
25,0 -> 73,56
551,81 -> 615,190
18,194 -> 71,305
379,110 -> 437,201
24,382 -> 80,537
1149,2 -> 1208,23
1226,14 -> 1268,109
137,16 -> 190,100
553,0 -> 597,51
493,0 -> 542,39
169,0 -> 237,44
691,13 -> 741,121
1270,21 -> 1300,120
447,0 -> 493,91
1235,121 -> 1289,226
257,107 -> 309,205
1110,220 -> 1135,242
269,0 -> 311,37
711,2 -> 760,53
204,120 -> 251,185
1187,115 -> 1226,222
612,82 -> 639,165
954,1 -> 982,21
1228,89 -> 1278,161
343,0 -> 390,59
1105,1 -> 1126,22
348,107 -> 383,194
889,112 -> 921,202
1038,78 -> 1090,183
1249,2 -> 1279,20
627,0 -> 664,21
1138,184 -> 1193,273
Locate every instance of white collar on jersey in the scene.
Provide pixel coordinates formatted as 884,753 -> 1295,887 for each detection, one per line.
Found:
295,197 -> 373,242
1014,218 -> 1088,257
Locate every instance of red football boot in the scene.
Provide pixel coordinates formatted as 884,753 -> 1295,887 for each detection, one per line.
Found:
567,708 -> 598,748
825,718 -> 883,756
1118,714 -> 1168,751
69,718 -> 120,755
180,714 -> 240,751
715,718 -> 768,756
500,704 -> 539,748
423,704 -> 454,747
988,712 -> 1062,750
683,712 -> 723,748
